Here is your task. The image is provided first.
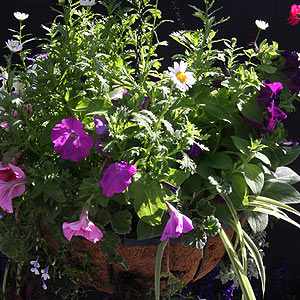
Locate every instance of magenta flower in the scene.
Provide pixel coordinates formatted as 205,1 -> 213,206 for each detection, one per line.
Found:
3,151 -> 22,165
51,117 -> 94,162
257,79 -> 283,107
0,163 -> 26,213
160,202 -> 194,241
100,161 -> 136,197
62,208 -> 103,243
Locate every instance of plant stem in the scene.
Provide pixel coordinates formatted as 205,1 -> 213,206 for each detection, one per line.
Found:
2,260 -> 10,299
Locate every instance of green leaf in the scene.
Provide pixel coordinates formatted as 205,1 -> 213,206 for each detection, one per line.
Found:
277,146 -> 300,166
196,199 -> 216,217
245,211 -> 268,233
228,174 -> 248,208
162,168 -> 190,187
196,159 -> 216,179
43,182 -> 66,202
205,102 -> 232,123
137,216 -> 167,240
203,216 -> 221,236
182,229 -> 207,249
111,210 -> 132,235
1,232 -> 18,258
238,97 -> 263,124
261,181 -> 300,204
266,166 -> 300,185
258,64 -> 277,74
243,164 -> 264,195
131,177 -> 167,225
231,136 -> 250,155
99,231 -> 120,256
219,228 -> 256,300
207,152 -> 233,169
208,175 -> 232,195
254,152 -> 271,166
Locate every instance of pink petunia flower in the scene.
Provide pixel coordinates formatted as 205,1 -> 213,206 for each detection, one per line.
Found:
62,208 -> 103,243
160,202 -> 194,241
100,161 -> 136,197
0,163 -> 26,213
51,117 -> 94,162
287,4 -> 300,25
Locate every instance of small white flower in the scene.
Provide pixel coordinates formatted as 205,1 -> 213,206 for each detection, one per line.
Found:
13,12 -> 29,21
6,40 -> 22,53
80,0 -> 96,6
41,266 -> 50,280
255,20 -> 269,30
168,61 -> 196,92
42,280 -> 47,290
109,87 -> 126,100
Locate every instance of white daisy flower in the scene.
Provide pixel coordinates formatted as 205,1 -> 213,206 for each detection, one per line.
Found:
13,12 -> 29,21
255,20 -> 269,30
168,61 -> 196,92
6,40 -> 22,53
80,0 -> 96,6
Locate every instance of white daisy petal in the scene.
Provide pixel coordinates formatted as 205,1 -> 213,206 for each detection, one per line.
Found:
14,12 -> 29,21
6,40 -> 22,53
255,20 -> 269,30
80,0 -> 96,6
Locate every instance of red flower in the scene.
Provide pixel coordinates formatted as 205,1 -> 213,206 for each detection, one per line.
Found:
287,4 -> 300,25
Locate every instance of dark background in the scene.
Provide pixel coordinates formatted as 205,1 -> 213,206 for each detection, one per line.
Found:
1,1 -> 300,299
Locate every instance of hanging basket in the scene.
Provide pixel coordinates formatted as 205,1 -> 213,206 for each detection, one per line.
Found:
65,225 -> 235,295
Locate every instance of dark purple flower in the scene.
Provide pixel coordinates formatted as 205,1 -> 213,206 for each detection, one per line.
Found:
279,141 -> 299,147
257,79 -> 283,107
94,115 -> 109,135
240,113 -> 263,129
222,284 -> 237,300
281,50 -> 300,75
51,117 -> 94,162
186,143 -> 203,158
247,41 -> 259,53
141,96 -> 151,110
79,74 -> 87,83
286,68 -> 300,95
161,181 -> 179,194
264,101 -> 287,132
211,78 -> 223,88
94,137 -> 108,156
213,195 -> 226,204
100,161 -> 136,197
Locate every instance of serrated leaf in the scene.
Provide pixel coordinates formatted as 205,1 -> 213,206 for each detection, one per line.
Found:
196,200 -> 215,217
100,231 -> 120,255
161,119 -> 174,135
243,164 -> 264,195
208,175 -> 232,195
203,216 -> 221,236
182,229 -> 207,249
43,182 -> 66,202
111,210 -> 132,235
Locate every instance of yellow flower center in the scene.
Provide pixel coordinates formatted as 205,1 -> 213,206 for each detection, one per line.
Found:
176,72 -> 187,83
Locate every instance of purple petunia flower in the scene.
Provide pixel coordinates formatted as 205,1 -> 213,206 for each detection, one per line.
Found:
141,96 -> 151,110
240,113 -> 263,129
94,137 -> 108,156
247,41 -> 259,53
257,79 -> 283,107
279,141 -> 299,147
51,117 -> 94,162
100,161 -> 136,197
94,115 -> 109,135
185,143 -> 203,158
264,101 -> 287,132
160,202 -> 194,241
161,181 -> 179,194
213,195 -> 226,204
286,69 -> 300,95
281,50 -> 300,76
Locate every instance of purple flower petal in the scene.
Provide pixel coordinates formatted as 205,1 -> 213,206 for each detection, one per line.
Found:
257,79 -> 283,107
94,115 -> 109,135
160,202 -> 194,241
100,161 -> 136,197
51,117 -> 94,162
